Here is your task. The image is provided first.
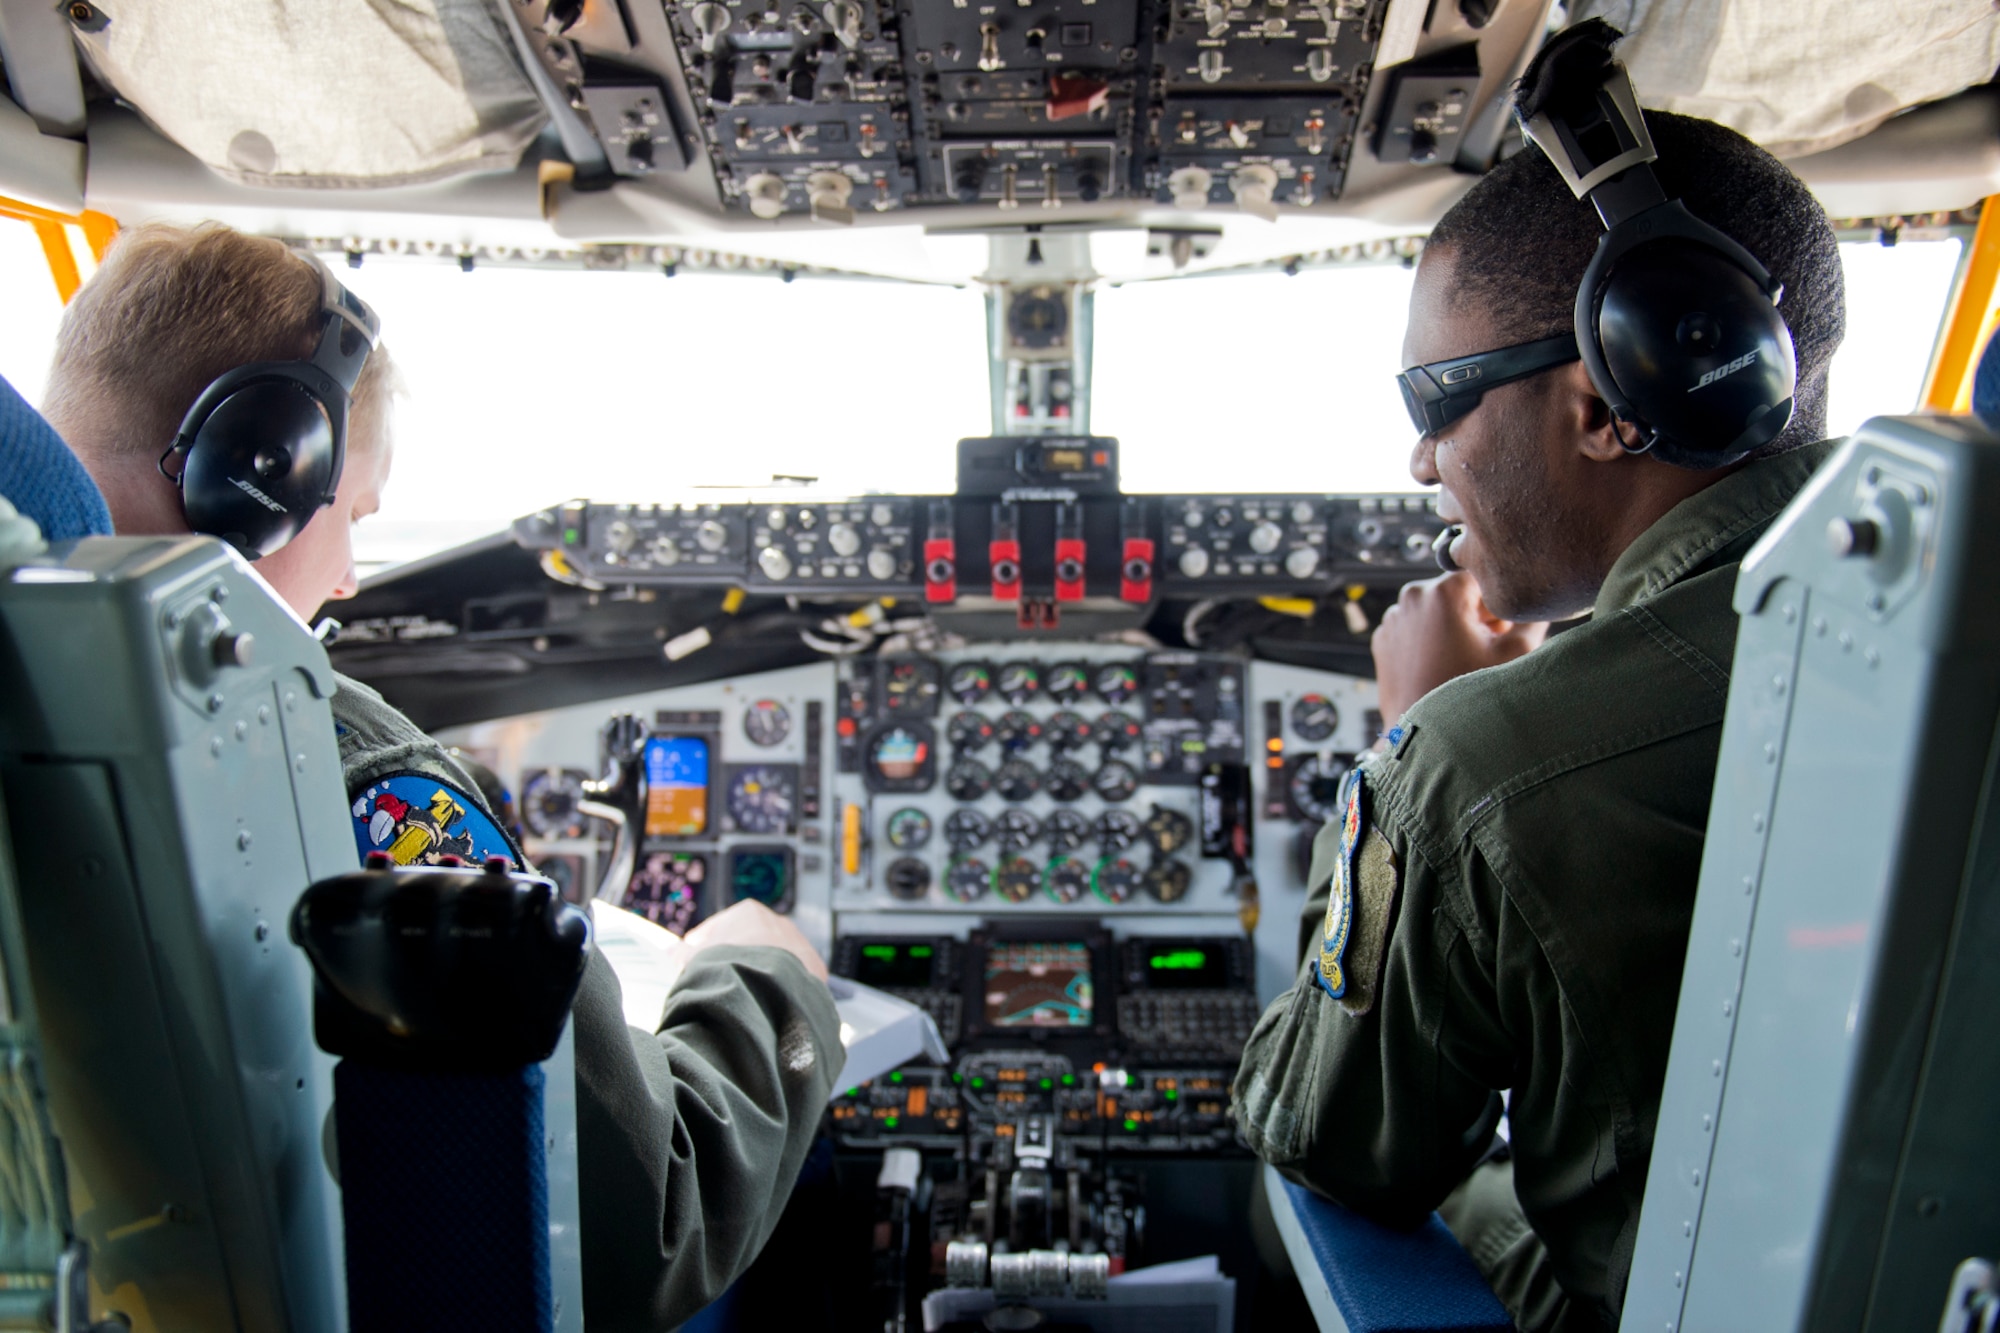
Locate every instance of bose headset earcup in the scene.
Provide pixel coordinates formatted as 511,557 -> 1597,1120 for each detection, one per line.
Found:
178,372 -> 344,558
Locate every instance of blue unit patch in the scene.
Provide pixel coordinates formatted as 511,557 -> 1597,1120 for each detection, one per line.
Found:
351,772 -> 520,869
1314,768 -> 1366,1001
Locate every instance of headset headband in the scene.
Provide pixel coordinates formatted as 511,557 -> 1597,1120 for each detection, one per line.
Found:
303,250 -> 381,394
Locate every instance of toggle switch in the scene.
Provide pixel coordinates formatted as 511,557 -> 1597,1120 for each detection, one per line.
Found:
925,500 -> 957,603
990,502 -> 1022,601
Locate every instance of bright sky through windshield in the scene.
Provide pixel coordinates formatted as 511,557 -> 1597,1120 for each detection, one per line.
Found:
0,223 -> 1964,573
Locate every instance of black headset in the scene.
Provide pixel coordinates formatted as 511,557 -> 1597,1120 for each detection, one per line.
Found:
1516,20 -> 1796,470
158,252 -> 381,560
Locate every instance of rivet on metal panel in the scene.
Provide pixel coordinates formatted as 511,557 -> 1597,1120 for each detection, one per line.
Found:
1865,647 -> 1881,668
236,830 -> 253,851
1763,743 -> 1777,764
1812,616 -> 1827,635
1866,592 -> 1886,612
1712,1060 -> 1722,1077
1683,1220 -> 1692,1237
165,608 -> 182,630
207,692 -> 225,713
1751,813 -> 1764,833
1743,876 -> 1755,894
1691,1169 -> 1701,1187
1701,1115 -> 1711,1133
1673,1271 -> 1683,1288
209,737 -> 223,757
254,922 -> 270,942
257,704 -> 271,725
284,691 -> 297,711
1722,1000 -> 1733,1017
1919,1196 -> 1944,1217
233,720 -> 248,741
1730,938 -> 1742,956
294,754 -> 306,773
1838,631 -> 1854,652
212,583 -> 228,602
1772,675 -> 1786,695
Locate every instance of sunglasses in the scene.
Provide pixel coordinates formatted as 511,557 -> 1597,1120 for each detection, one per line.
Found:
1395,332 -> 1581,436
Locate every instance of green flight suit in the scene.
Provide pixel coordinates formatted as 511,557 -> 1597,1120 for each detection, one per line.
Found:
1234,442 -> 1834,1332
330,674 -> 844,1331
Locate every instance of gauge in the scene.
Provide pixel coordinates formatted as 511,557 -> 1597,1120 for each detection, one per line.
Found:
1046,759 -> 1089,803
1093,663 -> 1138,705
995,709 -> 1042,750
1044,808 -> 1090,852
996,662 -> 1041,705
1145,859 -> 1192,904
1142,805 -> 1194,855
948,710 -> 995,752
948,662 -> 995,706
1292,693 -> 1340,742
882,658 -> 941,714
886,857 -> 931,901
624,851 -> 706,933
1093,855 -> 1142,904
743,699 -> 791,748
727,845 -> 794,910
537,852 -> 587,904
946,759 -> 993,801
946,856 -> 991,903
945,809 -> 991,851
724,764 -> 797,835
1045,857 -> 1089,904
1095,809 -> 1141,851
1045,710 -> 1093,752
864,722 -> 935,792
1092,710 -> 1142,752
1289,753 -> 1353,824
1047,661 -> 1091,703
521,768 -> 589,838
995,759 -> 1041,802
1092,760 -> 1140,804
994,854 -> 1041,903
995,809 -> 1040,850
886,807 -> 933,850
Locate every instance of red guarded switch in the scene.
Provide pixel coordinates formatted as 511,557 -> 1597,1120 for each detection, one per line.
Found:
1120,537 -> 1154,603
1054,501 -> 1086,601
924,537 -> 956,603
989,537 -> 1022,601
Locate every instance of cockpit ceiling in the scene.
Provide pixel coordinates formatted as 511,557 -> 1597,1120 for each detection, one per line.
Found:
3,0 -> 1997,272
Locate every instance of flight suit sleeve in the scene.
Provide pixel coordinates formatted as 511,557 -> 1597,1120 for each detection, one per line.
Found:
1235,778 -> 1507,1227
573,940 -> 842,1331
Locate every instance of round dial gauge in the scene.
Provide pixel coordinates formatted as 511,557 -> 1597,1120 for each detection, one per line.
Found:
996,662 -> 1042,705
743,699 -> 791,748
946,856 -> 991,902
1093,663 -> 1139,705
946,759 -> 993,801
1045,710 -> 1093,752
994,854 -> 1041,903
724,764 -> 796,835
521,768 -> 589,838
866,723 -> 935,790
1093,856 -> 1142,904
1045,857 -> 1090,904
1289,753 -> 1353,824
1046,759 -> 1089,803
995,809 -> 1040,850
995,709 -> 1042,750
1095,809 -> 1141,851
886,858 -> 931,901
1145,859 -> 1193,904
625,852 -> 706,933
1092,710 -> 1142,752
1092,760 -> 1140,804
885,807 -> 933,850
995,759 -> 1041,802
948,662 -> 994,706
1046,661 -> 1091,703
882,659 -> 941,714
1142,805 -> 1194,855
948,710 -> 996,752
1291,693 -> 1340,742
1044,808 -> 1090,852
944,808 -> 991,852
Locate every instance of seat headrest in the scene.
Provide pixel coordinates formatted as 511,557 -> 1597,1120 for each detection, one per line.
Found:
0,374 -> 112,542
1975,326 -> 2000,434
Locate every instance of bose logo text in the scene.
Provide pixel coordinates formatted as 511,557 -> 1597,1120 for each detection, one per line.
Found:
231,477 -> 289,514
1690,350 -> 1758,394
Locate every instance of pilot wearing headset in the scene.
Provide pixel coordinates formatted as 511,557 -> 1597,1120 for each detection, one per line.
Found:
1235,24 -> 1848,1333
43,221 -> 838,1331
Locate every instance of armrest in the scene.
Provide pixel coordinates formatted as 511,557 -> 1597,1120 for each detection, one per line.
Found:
1263,1164 -> 1515,1333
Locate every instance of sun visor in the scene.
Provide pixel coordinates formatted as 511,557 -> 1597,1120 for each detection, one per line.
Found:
71,0 -> 547,189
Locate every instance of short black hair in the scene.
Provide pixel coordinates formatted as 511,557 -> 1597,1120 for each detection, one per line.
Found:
1426,110 -> 1845,457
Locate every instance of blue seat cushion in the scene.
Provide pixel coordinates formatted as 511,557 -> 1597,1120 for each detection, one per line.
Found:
1280,1176 -> 1515,1333
0,373 -> 112,541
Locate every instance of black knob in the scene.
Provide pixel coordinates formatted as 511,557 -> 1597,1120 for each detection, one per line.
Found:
1409,129 -> 1439,164
1076,168 -> 1102,202
954,157 -> 988,203
789,62 -> 817,102
626,136 -> 656,172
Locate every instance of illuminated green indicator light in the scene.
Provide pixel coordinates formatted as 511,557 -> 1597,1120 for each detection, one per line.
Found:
846,1088 -> 860,1099
1039,1078 -> 1052,1090
890,1072 -> 903,1083
1164,1090 -> 1179,1101
971,1077 -> 985,1088
1181,739 -> 1207,752
1123,1119 -> 1139,1132
884,1116 -> 899,1129
862,945 -> 897,960
564,528 -> 580,544
952,1072 -> 964,1084
1061,1074 -> 1076,1086
1150,950 -> 1208,970
910,945 -> 933,958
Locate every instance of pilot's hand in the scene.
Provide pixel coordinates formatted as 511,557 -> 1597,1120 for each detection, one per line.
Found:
1371,571 -> 1548,731
682,899 -> 830,982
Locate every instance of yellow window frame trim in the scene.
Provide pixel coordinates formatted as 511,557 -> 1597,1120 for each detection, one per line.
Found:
0,196 -> 118,304
1922,194 -> 2000,414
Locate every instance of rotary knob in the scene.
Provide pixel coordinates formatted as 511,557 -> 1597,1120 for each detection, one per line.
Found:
1284,546 -> 1320,579
1178,547 -> 1210,578
650,536 -> 679,566
758,546 -> 793,580
744,172 -> 787,220
605,519 -> 636,553
828,522 -> 862,557
1248,521 -> 1282,555
696,519 -> 728,553
866,548 -> 898,581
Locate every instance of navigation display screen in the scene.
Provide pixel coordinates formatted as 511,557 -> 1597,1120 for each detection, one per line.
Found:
1140,946 -> 1227,990
643,736 -> 709,837
983,941 -> 1093,1029
854,942 -> 935,990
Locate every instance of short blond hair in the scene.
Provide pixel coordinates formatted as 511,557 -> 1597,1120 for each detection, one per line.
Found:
44,221 -> 397,464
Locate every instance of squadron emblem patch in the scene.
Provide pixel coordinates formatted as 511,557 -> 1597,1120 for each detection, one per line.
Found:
351,772 -> 520,869
1313,768 -> 1365,1001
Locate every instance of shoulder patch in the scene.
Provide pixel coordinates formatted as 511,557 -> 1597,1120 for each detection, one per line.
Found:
351,772 -> 520,870
1313,770 -> 1402,1015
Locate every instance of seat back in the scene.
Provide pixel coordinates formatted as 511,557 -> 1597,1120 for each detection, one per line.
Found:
1622,411 -> 2000,1331
0,375 -> 110,542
